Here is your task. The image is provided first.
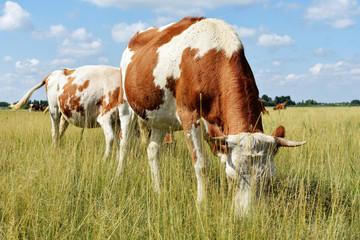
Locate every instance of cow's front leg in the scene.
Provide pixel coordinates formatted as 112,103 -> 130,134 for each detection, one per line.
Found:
147,129 -> 166,193
182,120 -> 210,204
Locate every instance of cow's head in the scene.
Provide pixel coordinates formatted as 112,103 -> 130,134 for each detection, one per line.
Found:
208,125 -> 306,214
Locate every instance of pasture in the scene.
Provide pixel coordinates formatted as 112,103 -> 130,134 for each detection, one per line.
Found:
0,107 -> 359,239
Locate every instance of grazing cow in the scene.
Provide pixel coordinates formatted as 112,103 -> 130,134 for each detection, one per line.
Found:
273,103 -> 287,110
118,17 -> 306,216
29,104 -> 44,112
11,65 -> 121,158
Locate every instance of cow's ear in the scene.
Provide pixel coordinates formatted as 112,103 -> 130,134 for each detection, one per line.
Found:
271,125 -> 285,138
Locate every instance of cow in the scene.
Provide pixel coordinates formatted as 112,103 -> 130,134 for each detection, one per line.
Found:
273,103 -> 287,110
11,65 -> 121,158
29,104 -> 44,112
117,17 -> 306,216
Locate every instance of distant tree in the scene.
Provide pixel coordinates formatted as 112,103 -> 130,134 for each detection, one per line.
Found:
40,100 -> 48,107
304,99 -> 318,106
274,96 -> 295,106
0,102 -> 9,107
260,94 -> 275,106
261,94 -> 272,102
350,99 -> 360,106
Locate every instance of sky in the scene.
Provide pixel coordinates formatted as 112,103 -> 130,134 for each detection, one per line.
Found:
0,0 -> 360,103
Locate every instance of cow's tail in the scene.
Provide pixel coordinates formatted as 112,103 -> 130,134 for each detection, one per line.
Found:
10,78 -> 47,110
43,107 -> 49,114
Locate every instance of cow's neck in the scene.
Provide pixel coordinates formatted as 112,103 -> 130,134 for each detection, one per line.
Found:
220,50 -> 263,135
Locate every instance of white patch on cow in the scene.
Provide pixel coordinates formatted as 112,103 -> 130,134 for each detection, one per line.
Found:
188,122 -> 209,204
234,184 -> 251,216
226,132 -> 276,178
120,47 -> 134,102
153,18 -> 243,89
157,22 -> 175,32
226,132 -> 277,215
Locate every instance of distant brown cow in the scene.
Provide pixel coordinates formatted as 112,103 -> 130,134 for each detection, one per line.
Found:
273,103 -> 287,110
29,104 -> 44,112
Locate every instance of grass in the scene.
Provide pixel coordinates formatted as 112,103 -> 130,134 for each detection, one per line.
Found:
0,107 -> 359,239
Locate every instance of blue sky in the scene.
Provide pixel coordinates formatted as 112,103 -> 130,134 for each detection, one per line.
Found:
1,0 -> 360,103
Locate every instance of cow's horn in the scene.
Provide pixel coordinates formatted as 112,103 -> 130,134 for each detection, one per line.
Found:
275,137 -> 306,147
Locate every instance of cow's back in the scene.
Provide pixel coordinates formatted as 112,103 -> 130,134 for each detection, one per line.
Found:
56,65 -> 120,128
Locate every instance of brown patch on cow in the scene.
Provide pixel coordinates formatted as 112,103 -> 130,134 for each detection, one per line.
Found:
78,80 -> 90,92
271,125 -> 285,138
58,76 -> 90,118
175,47 -> 263,135
124,17 -> 205,119
43,73 -> 51,92
63,68 -> 75,76
101,87 -> 120,116
162,133 -> 173,144
165,76 -> 177,95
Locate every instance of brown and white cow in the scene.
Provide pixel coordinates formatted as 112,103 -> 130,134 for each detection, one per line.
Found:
118,17 -> 306,215
29,104 -> 44,112
273,103 -> 287,110
11,65 -> 121,158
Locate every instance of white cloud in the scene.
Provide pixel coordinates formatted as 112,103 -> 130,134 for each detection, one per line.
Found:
15,59 -> 40,73
81,0 -> 266,13
32,24 -> 68,40
57,28 -> 102,57
233,26 -> 257,38
111,22 -> 149,43
98,56 -> 109,64
49,58 -> 76,66
3,56 -> 12,62
309,63 -> 323,75
331,18 -> 356,29
309,61 -> 360,79
272,61 -> 282,67
305,0 -> 360,29
0,1 -> 32,31
257,33 -> 295,47
0,72 -> 17,83
273,1 -> 302,11
153,16 -> 174,26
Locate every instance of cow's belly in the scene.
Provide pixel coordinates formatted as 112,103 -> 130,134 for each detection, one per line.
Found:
135,96 -> 182,131
65,110 -> 100,128
59,100 -> 101,128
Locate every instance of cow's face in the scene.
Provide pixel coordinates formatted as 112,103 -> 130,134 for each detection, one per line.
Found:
225,133 -> 278,183
208,125 -> 306,183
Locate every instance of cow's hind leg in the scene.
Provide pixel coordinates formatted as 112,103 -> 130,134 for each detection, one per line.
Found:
59,115 -> 69,140
117,103 -> 135,175
98,114 -> 116,158
147,129 -> 166,193
49,107 -> 61,147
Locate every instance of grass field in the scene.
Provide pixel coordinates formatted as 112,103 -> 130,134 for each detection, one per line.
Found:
0,107 -> 359,239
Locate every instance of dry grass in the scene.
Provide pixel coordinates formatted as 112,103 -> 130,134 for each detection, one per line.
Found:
0,107 -> 359,239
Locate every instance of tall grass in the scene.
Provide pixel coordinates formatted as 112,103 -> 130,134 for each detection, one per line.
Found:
0,107 -> 359,239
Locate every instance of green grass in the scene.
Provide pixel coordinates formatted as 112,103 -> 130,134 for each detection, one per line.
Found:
0,107 -> 359,239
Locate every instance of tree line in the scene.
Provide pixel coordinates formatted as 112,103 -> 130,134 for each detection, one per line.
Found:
0,100 -> 48,109
1,97 -> 360,109
260,95 -> 360,107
